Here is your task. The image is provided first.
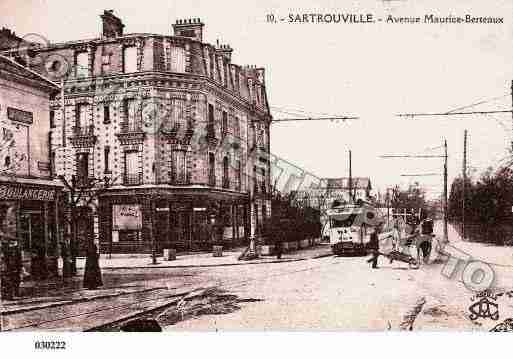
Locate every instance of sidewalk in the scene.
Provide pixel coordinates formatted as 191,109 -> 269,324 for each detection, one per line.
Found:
435,221 -> 513,267
1,243 -> 331,316
76,242 -> 331,269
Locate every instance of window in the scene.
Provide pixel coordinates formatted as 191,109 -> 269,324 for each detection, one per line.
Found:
76,52 -> 88,78
207,104 -> 215,136
170,46 -> 186,73
75,104 -> 90,135
123,98 -> 139,131
124,151 -> 140,185
50,151 -> 56,176
103,105 -> 110,124
76,153 -> 89,186
208,153 -> 215,186
104,146 -> 110,174
172,150 -> 187,184
101,53 -> 111,74
123,46 -> 137,73
234,116 -> 240,139
49,110 -> 55,128
223,156 -> 229,188
221,111 -> 228,137
236,160 -> 242,191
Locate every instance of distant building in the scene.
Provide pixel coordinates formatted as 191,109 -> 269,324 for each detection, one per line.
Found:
0,55 -> 62,278
1,11 -> 272,254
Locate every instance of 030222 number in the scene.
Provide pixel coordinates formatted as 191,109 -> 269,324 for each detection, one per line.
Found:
34,341 -> 66,350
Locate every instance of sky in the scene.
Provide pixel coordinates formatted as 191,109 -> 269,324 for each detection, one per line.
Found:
2,0 -> 512,199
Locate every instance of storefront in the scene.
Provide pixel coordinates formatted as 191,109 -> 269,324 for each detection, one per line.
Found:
0,179 -> 63,278
98,187 -> 249,254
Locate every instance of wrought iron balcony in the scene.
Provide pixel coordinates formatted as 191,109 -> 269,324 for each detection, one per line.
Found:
70,125 -> 96,147
124,172 -> 143,186
116,121 -> 145,145
168,171 -> 191,185
120,121 -> 143,133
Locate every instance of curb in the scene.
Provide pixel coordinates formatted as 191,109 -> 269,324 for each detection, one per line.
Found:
98,257 -> 306,270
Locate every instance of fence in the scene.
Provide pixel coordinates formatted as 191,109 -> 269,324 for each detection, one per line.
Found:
451,221 -> 513,246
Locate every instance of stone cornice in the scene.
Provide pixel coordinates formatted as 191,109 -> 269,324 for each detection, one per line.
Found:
54,71 -> 271,121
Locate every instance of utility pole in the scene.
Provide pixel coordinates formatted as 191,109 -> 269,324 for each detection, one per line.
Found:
348,150 -> 352,203
443,139 -> 448,242
511,80 -> 513,152
462,130 -> 467,240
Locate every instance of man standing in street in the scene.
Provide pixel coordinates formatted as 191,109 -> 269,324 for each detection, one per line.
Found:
367,222 -> 383,269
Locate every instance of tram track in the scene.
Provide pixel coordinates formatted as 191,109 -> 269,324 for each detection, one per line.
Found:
3,255 -> 342,331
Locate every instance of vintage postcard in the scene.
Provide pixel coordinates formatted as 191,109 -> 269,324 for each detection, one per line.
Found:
1,0 -> 513,354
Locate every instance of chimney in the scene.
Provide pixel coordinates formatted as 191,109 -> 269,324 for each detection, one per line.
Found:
173,18 -> 204,42
215,42 -> 233,62
0,27 -> 23,50
101,10 -> 124,38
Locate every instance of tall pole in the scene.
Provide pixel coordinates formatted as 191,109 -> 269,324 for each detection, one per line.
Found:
462,130 -> 467,240
348,150 -> 353,203
511,80 -> 513,152
443,139 -> 448,242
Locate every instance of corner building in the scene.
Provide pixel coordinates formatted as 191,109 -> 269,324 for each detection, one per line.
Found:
4,11 -> 272,254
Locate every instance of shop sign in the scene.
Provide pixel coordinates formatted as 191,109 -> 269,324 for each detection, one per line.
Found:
7,107 -> 33,125
0,183 -> 55,201
193,207 -> 207,211
156,207 -> 169,212
112,204 -> 142,230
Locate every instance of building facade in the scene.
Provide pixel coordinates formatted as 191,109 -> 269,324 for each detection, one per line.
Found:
0,55 -> 62,278
2,11 -> 272,254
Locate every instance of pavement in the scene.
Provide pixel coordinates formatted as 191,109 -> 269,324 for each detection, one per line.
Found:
441,222 -> 513,267
0,242 -> 331,318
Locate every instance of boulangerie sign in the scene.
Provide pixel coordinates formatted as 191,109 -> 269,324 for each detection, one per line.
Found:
112,204 -> 142,230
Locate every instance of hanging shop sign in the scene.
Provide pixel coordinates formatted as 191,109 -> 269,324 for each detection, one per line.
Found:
0,183 -> 55,201
112,204 -> 142,230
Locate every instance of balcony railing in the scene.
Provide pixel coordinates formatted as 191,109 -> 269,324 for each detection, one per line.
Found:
72,125 -> 94,136
168,171 -> 191,185
124,172 -> 143,186
120,121 -> 143,133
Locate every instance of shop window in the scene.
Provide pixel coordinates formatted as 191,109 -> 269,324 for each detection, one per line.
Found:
76,51 -> 88,78
118,230 -> 141,242
123,46 -> 137,73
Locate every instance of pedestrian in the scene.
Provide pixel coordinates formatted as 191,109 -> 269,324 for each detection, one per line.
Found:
367,222 -> 383,269
274,219 -> 283,259
83,243 -> 102,290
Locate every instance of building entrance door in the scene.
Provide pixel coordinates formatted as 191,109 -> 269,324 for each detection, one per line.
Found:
170,210 -> 190,250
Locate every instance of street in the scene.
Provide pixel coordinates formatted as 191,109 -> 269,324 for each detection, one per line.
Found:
4,222 -> 512,332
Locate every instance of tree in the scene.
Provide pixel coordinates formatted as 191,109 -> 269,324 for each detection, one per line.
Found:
58,175 -> 115,276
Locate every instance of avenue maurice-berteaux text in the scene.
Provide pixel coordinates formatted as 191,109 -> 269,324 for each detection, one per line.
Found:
278,13 -> 504,24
